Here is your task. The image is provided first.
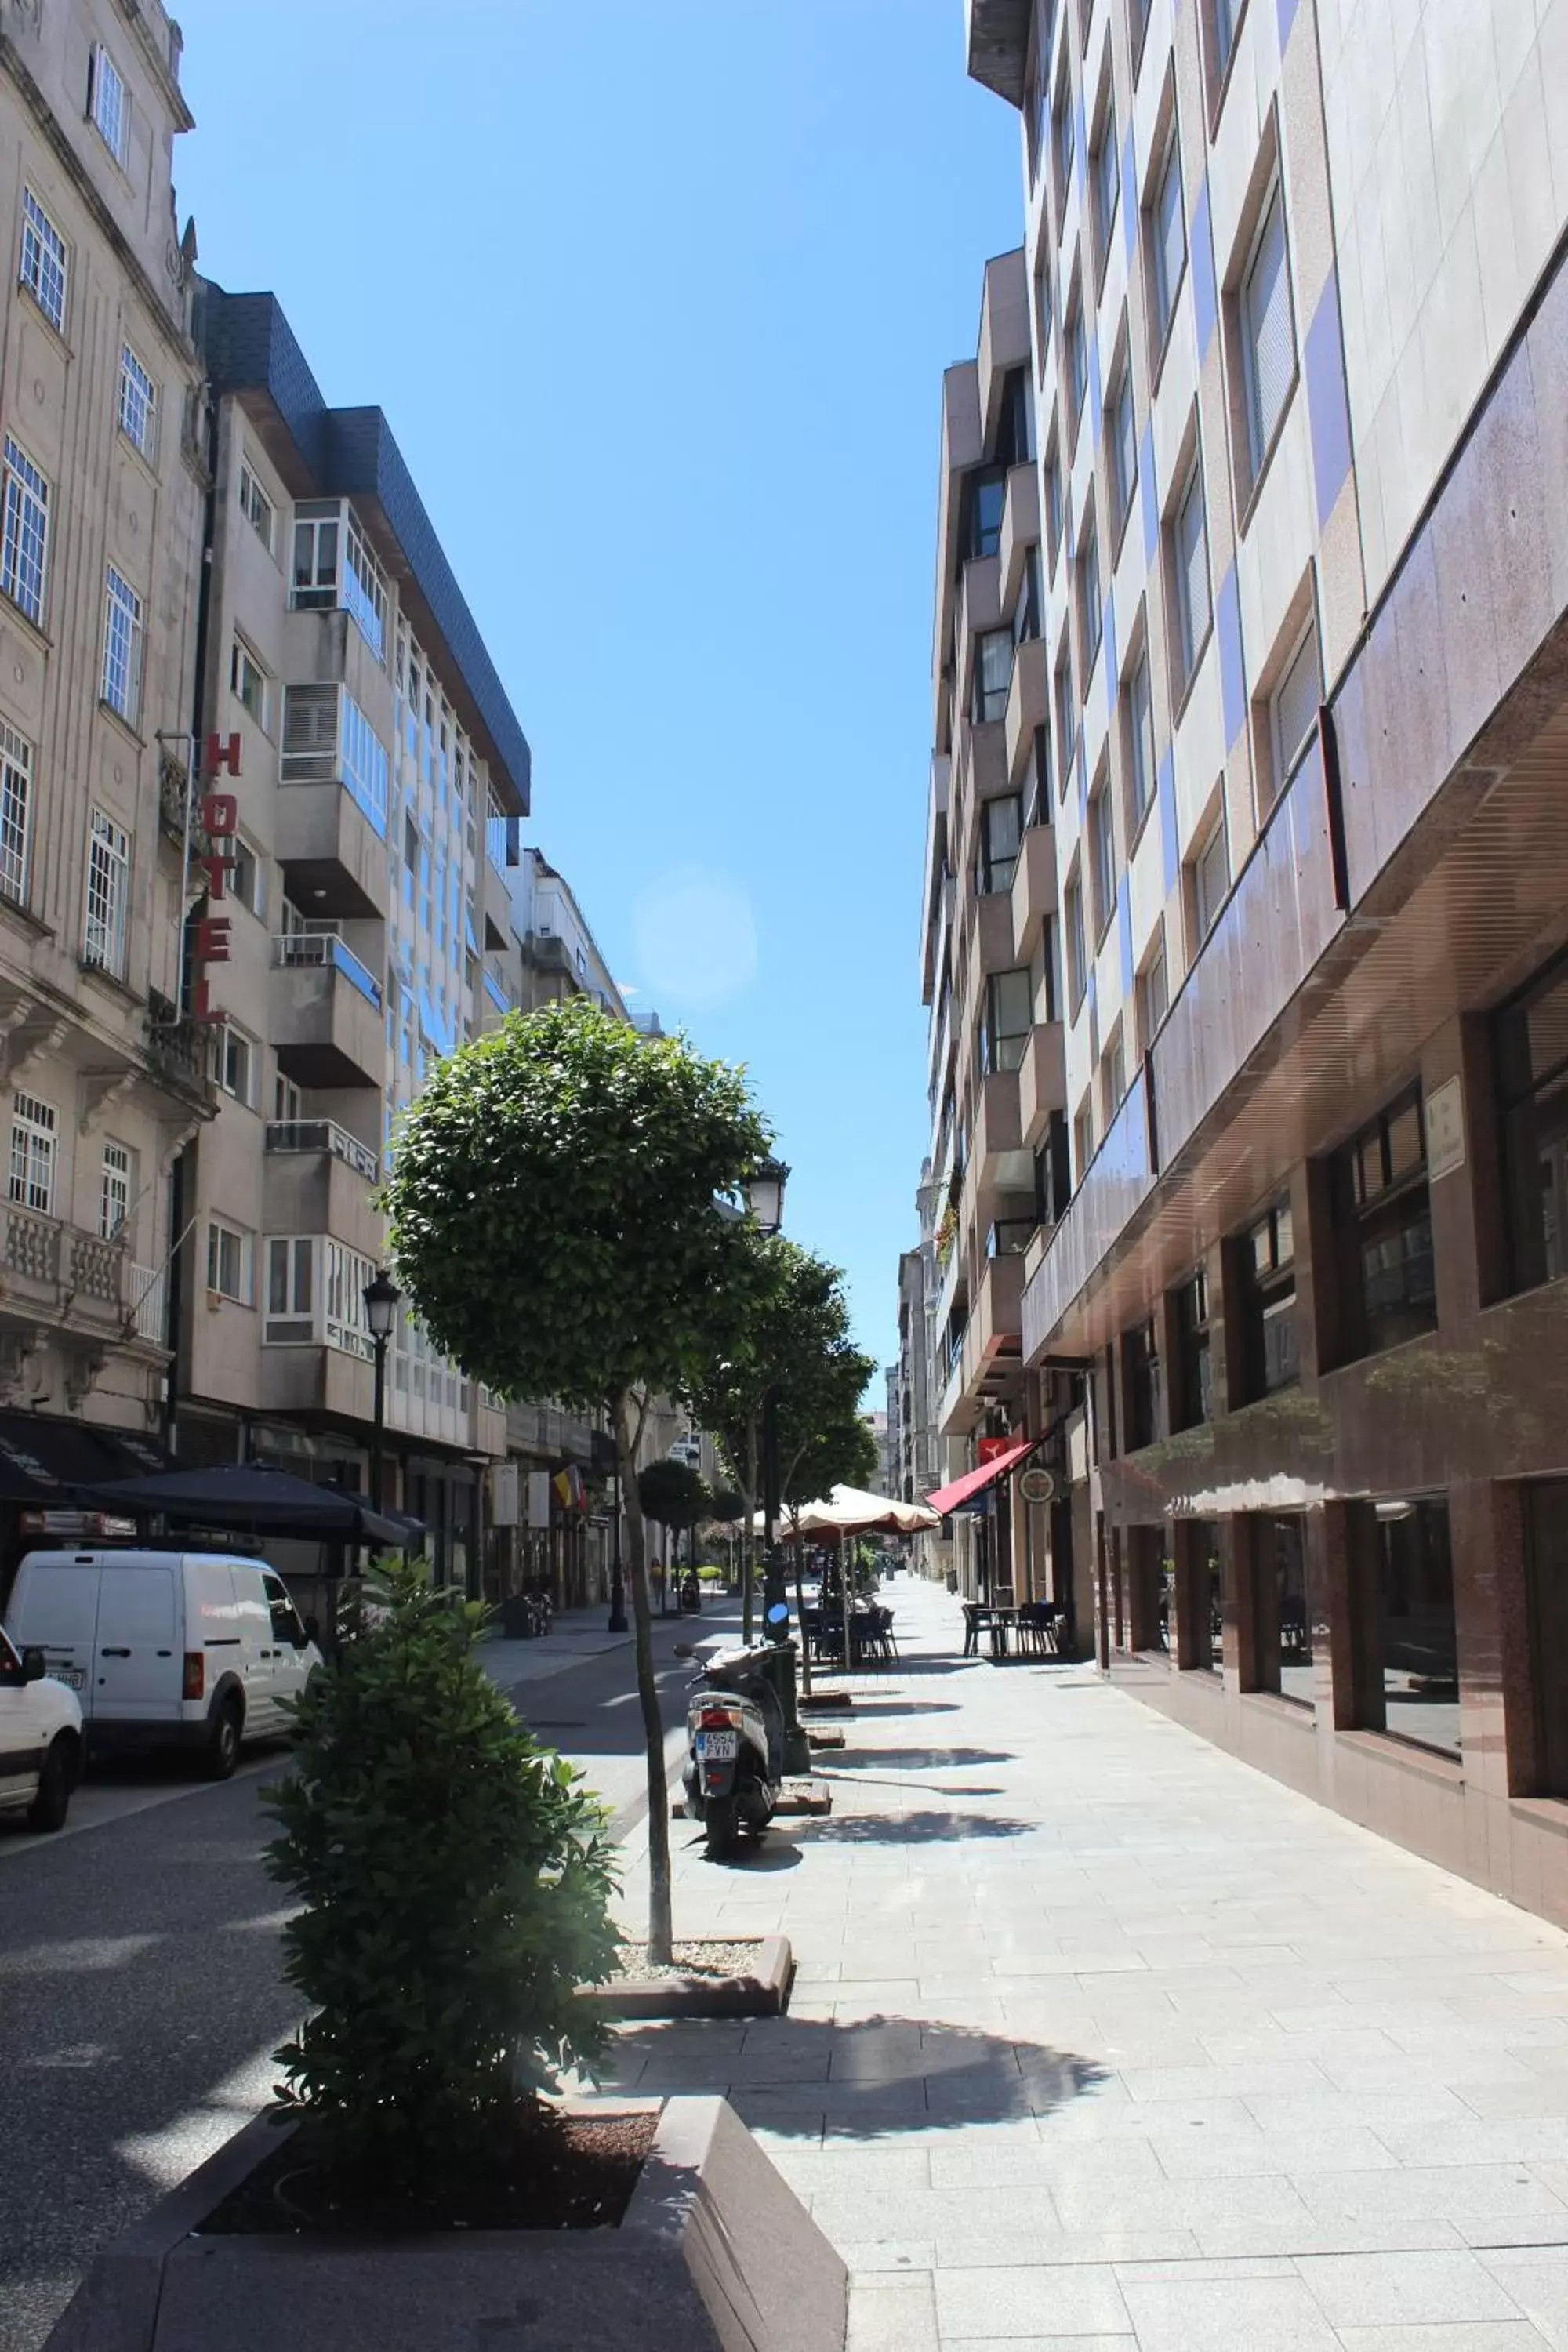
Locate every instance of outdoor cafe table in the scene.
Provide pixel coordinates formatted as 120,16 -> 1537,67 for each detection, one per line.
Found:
962,1602 -> 1015,1658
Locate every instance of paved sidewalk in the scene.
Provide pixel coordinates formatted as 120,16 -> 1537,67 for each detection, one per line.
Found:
605,1576 -> 1568,2350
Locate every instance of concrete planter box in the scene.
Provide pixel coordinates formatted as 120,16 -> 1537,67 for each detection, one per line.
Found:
46,2096 -> 845,2352
581,1935 -> 794,2021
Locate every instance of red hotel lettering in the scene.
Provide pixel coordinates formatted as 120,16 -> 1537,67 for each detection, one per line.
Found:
203,732 -> 242,778
195,916 -> 231,965
189,979 -> 223,1025
198,851 -> 234,900
199,792 -> 238,837
188,741 -> 241,1029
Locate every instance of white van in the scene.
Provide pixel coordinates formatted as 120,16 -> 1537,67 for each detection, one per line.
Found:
3,1550 -> 322,1780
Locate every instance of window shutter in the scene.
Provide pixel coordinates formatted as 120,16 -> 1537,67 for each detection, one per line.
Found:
281,683 -> 341,782
1244,189 -> 1294,474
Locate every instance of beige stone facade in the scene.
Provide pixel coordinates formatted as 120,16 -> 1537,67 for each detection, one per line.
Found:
0,0 -> 207,1450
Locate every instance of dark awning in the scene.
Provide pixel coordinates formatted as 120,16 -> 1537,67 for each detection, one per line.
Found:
0,1411 -> 176,1507
82,1462 -> 416,1547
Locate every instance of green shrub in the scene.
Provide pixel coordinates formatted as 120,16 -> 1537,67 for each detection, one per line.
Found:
263,1556 -> 619,2190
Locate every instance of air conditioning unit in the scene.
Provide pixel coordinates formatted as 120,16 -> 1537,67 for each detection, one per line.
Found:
205,1289 -> 223,1312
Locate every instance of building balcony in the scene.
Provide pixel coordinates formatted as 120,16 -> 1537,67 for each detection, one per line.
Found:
1004,635 -> 1048,779
0,1208 -> 147,1342
955,554 -> 1003,709
506,1399 -> 595,1462
1016,1019 -> 1066,1149
967,1248 -> 1025,1380
1022,1068 -> 1158,1366
263,1122 -> 382,1259
143,993 -> 219,1112
275,779 -> 387,921
270,934 -> 384,1090
966,2 -> 1030,110
969,1066 -> 1023,1191
977,248 -> 1030,437
962,890 -> 1017,1023
483,813 -> 519,951
1011,822 -> 1057,964
998,462 -> 1040,618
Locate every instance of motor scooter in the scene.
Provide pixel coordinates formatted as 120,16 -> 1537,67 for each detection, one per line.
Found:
677,1621 -> 786,1860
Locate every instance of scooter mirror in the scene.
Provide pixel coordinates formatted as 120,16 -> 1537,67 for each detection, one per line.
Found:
673,1642 -> 694,1660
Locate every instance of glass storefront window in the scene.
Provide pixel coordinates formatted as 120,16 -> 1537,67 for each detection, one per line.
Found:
1256,1515 -> 1313,1704
1497,953 -> 1568,1294
1367,1497 -> 1459,1757
1525,1482 -> 1568,1797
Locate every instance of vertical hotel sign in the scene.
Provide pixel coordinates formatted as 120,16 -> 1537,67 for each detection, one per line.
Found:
186,732 -> 241,1025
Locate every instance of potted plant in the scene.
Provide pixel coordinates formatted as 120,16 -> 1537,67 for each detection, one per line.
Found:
45,1561 -> 847,2352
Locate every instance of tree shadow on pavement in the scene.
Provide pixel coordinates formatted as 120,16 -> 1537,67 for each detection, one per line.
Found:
597,2009 -> 1105,2140
835,1746 -> 1014,1772
796,1809 -> 1033,1844
829,1697 -> 960,1718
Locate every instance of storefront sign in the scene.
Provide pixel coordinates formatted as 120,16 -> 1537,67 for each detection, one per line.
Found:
1425,1075 -> 1466,1181
189,734 -> 242,1025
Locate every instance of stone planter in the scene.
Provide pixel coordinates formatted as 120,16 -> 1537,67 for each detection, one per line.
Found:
46,2096 -> 845,2352
580,1935 -> 794,2021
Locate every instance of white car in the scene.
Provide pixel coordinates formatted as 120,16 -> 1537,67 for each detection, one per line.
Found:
0,1624 -> 83,1831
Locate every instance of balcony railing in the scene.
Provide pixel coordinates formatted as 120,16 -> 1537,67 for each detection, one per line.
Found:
144,991 -> 218,1105
264,1119 -> 379,1183
274,931 -> 383,1010
3,1207 -> 134,1317
128,1262 -> 166,1345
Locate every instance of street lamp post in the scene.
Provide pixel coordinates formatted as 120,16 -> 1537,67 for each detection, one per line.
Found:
741,1160 -> 790,1621
362,1269 -> 401,1516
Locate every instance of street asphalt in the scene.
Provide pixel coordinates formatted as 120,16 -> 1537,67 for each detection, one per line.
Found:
0,1593 -> 735,2352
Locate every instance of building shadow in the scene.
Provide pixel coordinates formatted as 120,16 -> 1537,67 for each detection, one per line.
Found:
595,2009 -> 1105,2141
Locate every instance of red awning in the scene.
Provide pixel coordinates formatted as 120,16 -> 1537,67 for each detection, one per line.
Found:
925,1436 -> 1036,1517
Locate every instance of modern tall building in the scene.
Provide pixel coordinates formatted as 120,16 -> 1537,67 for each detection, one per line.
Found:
915,243 -> 1072,1610
955,0 -> 1568,1922
171,283 -> 530,1590
0,0 -> 209,1530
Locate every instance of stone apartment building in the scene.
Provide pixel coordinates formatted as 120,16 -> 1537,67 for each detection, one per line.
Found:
931,0 -> 1568,1924
0,0 -> 210,1542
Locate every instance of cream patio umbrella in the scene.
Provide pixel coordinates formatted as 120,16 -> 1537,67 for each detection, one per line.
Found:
755,1486 -> 939,1671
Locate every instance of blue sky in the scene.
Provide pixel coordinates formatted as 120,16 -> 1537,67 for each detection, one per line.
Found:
172,1 -> 1022,1381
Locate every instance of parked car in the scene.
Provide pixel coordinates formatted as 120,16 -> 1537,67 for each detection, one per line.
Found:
3,1549 -> 322,1780
0,1623 -> 83,1831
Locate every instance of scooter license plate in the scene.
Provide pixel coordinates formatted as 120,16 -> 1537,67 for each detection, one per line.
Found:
699,1730 -> 738,1761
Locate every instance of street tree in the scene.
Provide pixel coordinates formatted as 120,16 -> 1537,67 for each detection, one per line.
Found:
384,996 -> 770,1964
637,1457 -> 712,1583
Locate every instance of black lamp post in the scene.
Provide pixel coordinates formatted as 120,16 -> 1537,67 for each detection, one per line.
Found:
742,1159 -> 790,1618
362,1268 -> 401,1515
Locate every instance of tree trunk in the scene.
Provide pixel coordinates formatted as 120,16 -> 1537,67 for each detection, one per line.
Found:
792,1515 -> 812,1698
612,1386 -> 673,1966
742,1411 -> 758,1644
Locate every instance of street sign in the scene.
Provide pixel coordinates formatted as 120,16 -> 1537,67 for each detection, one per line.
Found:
1018,1465 -> 1055,1505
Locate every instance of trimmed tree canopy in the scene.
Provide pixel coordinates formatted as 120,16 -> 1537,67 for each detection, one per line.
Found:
383,997 -> 771,1408
637,1457 -> 711,1534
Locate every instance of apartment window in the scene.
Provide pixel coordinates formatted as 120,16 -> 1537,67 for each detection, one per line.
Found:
267,1235 -> 315,1320
1191,810 -> 1229,943
238,461 -> 274,552
0,719 -> 31,906
1088,778 -> 1116,938
212,1022 -> 254,1105
207,1218 -> 252,1305
292,501 -> 340,609
1126,649 -> 1156,830
1172,453 -> 1210,685
1130,0 -> 1154,69
1064,868 -> 1087,1009
118,346 -> 156,459
1524,1484 -> 1568,1796
1033,254 -> 1053,371
1092,93 -> 1119,270
1014,545 -> 1043,646
274,1073 -> 303,1123
82,808 -> 130,977
983,967 -> 1033,1073
1137,928 -> 1169,1051
999,368 -> 1033,467
1337,1089 -> 1436,1359
1054,75 -> 1075,198
1066,299 -> 1089,436
230,637 -> 270,731
1023,724 -> 1051,829
974,629 -> 1012,724
1243,1200 -> 1298,1397
1109,365 -> 1137,539
1360,1497 -> 1459,1759
99,1139 -> 130,1242
1174,1267 -> 1213,1426
1101,1029 -> 1127,1124
343,512 -> 387,659
1073,1096 -> 1095,1186
1043,445 -> 1063,569
19,189 -> 67,335
1497,949 -> 1568,1294
1124,1317 -> 1163,1449
101,568 -> 143,721
1266,619 -> 1320,806
967,468 -> 1006,561
1054,655 -> 1076,801
228,835 -> 263,918
91,45 -> 129,163
2,437 -> 49,626
1240,180 -> 1295,487
1036,1110 -> 1071,1225
1150,127 -> 1186,353
9,1090 -> 55,1214
981,794 -> 1022,895
1080,514 -> 1102,670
